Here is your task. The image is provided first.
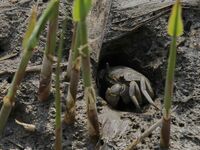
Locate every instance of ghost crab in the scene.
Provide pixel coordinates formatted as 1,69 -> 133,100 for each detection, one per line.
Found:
101,65 -> 159,110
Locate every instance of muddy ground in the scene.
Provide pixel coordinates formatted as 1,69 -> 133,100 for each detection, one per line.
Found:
0,0 -> 200,150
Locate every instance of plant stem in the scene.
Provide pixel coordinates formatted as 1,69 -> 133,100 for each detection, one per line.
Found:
64,23 -> 81,124
26,0 -> 59,50
55,20 -> 64,150
160,116 -> 171,149
160,35 -> 176,149
0,0 -> 59,135
0,50 -> 32,135
163,35 -> 177,115
160,0 -> 181,148
79,19 -> 100,142
38,0 -> 59,101
65,23 -> 78,81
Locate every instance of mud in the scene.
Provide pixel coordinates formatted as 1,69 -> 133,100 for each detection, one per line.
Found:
0,0 -> 200,150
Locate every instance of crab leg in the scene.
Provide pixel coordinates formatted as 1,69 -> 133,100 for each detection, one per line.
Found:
129,81 -> 142,110
140,77 -> 160,110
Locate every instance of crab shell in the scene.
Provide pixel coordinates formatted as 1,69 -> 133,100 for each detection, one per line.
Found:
106,66 -> 145,84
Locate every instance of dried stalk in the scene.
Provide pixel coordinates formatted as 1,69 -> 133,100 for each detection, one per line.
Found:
126,119 -> 162,150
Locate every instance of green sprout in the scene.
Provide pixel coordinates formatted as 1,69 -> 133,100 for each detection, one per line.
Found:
0,0 -> 60,135
38,0 -> 59,101
64,22 -> 81,124
0,5 -> 38,135
54,19 -> 65,150
160,0 -> 183,148
65,23 -> 78,82
75,0 -> 100,141
64,0 -> 100,142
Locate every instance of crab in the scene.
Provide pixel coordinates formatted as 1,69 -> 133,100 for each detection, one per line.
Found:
102,65 -> 159,110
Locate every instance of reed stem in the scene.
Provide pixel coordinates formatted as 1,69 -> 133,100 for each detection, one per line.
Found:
38,0 -> 59,101
55,19 -> 64,150
79,20 -> 100,142
64,23 -> 81,124
0,0 -> 59,135
160,0 -> 183,148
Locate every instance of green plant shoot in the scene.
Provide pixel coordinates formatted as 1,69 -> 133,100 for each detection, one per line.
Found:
164,0 -> 183,116
55,20 -> 64,150
38,0 -> 59,101
64,0 -> 93,124
22,6 -> 37,49
167,0 -> 183,37
0,0 -> 59,135
64,23 -> 81,124
73,0 -> 92,22
160,0 -> 183,148
75,0 -> 100,142
0,6 -> 38,135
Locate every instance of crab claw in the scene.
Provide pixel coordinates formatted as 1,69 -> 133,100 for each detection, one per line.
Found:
105,84 -> 121,108
140,77 -> 160,110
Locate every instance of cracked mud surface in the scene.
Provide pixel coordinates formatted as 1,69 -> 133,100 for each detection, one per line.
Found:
0,0 -> 200,150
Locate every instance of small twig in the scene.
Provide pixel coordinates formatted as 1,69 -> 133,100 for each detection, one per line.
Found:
0,52 -> 18,62
15,119 -> 36,132
0,62 -> 68,76
125,106 -> 178,150
125,119 -> 162,150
